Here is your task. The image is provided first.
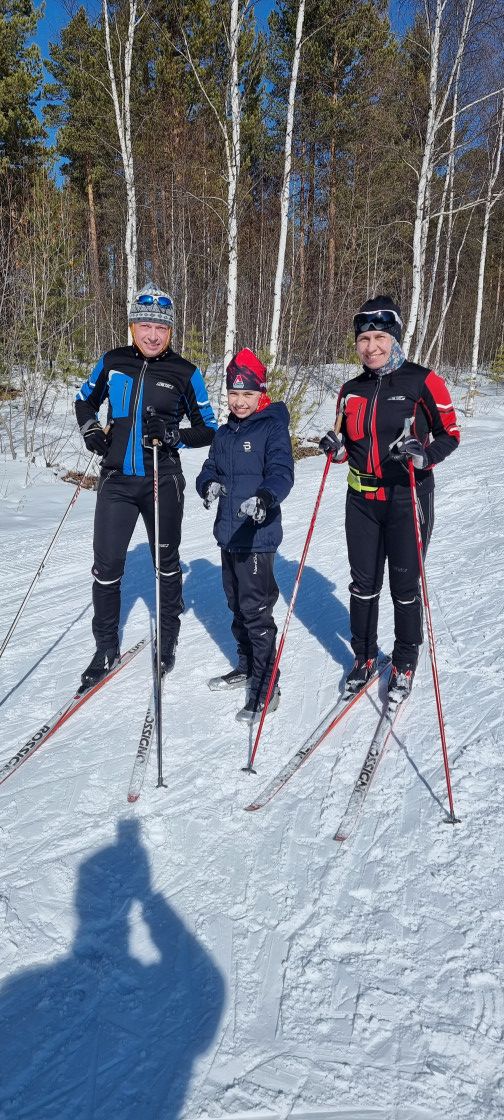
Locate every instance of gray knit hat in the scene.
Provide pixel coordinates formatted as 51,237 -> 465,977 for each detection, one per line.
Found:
128,283 -> 174,328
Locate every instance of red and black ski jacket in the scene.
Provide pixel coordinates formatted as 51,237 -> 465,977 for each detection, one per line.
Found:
337,359 -> 460,499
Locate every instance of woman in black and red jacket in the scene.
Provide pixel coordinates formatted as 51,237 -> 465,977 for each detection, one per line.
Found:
320,296 -> 460,699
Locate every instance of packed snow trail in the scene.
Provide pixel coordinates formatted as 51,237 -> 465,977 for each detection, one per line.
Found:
1,382 -> 503,1118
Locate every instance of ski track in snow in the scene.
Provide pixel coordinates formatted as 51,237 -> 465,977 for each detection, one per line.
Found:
1,384 -> 504,1119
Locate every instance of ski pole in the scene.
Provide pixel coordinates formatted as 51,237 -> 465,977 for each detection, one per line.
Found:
0,452 -> 97,660
406,437 -> 459,824
242,411 -> 343,774
148,410 -> 166,790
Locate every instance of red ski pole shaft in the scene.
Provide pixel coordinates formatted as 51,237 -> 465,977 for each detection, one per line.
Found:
407,458 -> 459,822
244,414 -> 342,774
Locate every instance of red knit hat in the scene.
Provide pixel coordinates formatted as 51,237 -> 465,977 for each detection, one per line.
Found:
226,348 -> 267,391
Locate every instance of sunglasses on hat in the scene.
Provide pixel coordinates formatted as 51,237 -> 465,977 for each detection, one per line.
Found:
354,309 -> 402,333
137,293 -> 173,309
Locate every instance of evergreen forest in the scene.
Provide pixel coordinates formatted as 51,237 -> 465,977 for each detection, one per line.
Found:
1,0 -> 504,413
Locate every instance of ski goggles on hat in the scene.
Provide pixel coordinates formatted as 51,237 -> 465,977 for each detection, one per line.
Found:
137,293 -> 173,309
353,309 -> 402,333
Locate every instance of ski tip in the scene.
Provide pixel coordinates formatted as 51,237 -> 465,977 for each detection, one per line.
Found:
127,793 -> 139,804
244,803 -> 260,812
333,832 -> 347,843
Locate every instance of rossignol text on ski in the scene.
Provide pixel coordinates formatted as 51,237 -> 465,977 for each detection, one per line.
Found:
333,688 -> 408,842
0,637 -> 149,788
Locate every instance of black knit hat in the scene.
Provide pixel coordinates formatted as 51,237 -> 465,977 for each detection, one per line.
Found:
354,295 -> 402,342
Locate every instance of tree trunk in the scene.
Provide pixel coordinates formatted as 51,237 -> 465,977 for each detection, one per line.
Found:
467,97 -> 504,411
102,0 -> 139,323
403,0 -> 476,356
219,0 -> 242,419
268,0 -> 306,370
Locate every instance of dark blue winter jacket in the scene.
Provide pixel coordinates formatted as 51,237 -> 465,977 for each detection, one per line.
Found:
196,400 -> 294,552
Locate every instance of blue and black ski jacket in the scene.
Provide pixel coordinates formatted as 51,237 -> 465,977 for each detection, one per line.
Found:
196,399 -> 294,553
75,345 -> 217,476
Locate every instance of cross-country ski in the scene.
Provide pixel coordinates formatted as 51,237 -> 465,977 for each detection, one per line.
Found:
333,691 -> 408,843
244,657 -> 390,811
0,637 -> 149,788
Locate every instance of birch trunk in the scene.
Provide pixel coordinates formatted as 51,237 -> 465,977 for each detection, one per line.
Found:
102,0 -> 138,321
467,97 -> 504,411
218,0 -> 242,420
434,82 -> 459,368
403,0 -> 475,357
268,0 -> 305,370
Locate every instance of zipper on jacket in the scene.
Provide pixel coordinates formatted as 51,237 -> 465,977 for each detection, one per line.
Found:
122,383 -> 128,412
131,360 -> 147,475
367,378 -> 381,475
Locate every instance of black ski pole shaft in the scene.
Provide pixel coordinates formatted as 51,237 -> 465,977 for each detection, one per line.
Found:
0,452 -> 97,660
151,436 -> 165,789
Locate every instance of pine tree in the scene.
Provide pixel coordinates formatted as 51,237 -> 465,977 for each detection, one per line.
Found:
0,0 -> 43,177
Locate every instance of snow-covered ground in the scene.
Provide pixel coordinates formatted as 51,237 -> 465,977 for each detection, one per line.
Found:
1,377 -> 504,1119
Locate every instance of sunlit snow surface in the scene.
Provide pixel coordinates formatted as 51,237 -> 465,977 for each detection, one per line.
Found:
1,376 -> 503,1119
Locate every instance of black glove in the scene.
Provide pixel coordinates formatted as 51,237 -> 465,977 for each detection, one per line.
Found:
81,422 -> 109,457
319,430 -> 345,461
145,413 -> 180,449
389,435 -> 428,469
203,481 -> 226,509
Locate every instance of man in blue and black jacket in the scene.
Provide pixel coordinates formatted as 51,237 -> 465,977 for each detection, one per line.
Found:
75,283 -> 217,689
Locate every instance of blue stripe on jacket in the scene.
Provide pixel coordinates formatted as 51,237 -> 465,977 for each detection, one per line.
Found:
75,357 -> 106,405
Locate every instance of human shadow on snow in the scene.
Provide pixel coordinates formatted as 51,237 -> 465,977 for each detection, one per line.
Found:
274,554 -> 354,680
119,543 -> 355,678
0,819 -> 225,1120
120,542 -> 156,645
0,603 -> 91,709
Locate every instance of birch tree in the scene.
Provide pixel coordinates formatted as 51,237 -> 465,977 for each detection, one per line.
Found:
178,0 -> 245,418
467,96 -> 504,410
268,0 -> 305,370
413,62 -> 462,363
403,0 -> 476,356
102,0 -> 141,317
223,0 -> 241,397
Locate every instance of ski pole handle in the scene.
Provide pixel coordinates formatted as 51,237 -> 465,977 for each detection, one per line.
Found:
146,404 -> 162,447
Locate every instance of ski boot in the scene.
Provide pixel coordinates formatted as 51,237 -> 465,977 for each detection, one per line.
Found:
159,638 -> 178,677
79,644 -> 120,693
344,656 -> 377,696
208,667 -> 251,691
236,687 -> 281,725
388,664 -> 415,702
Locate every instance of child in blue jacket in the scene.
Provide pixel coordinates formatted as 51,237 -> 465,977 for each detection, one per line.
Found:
196,348 -> 294,723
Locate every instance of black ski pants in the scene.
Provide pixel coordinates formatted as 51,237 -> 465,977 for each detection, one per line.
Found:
221,549 -> 279,703
91,469 -> 185,651
345,486 -> 434,670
